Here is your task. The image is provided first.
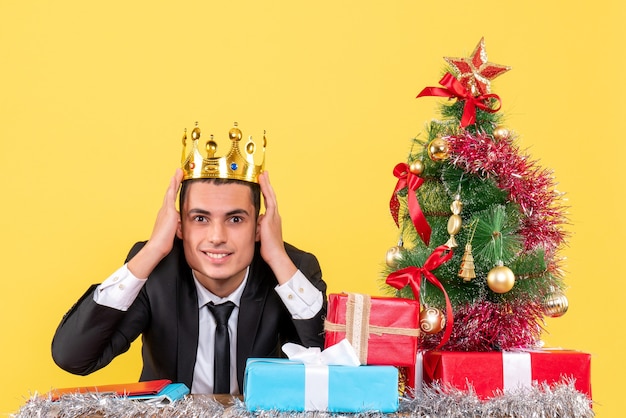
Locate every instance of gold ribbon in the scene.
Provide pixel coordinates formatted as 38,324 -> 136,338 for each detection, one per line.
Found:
324,293 -> 420,364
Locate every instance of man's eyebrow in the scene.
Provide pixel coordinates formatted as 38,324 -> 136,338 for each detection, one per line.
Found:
187,208 -> 251,217
225,209 -> 251,217
188,208 -> 210,215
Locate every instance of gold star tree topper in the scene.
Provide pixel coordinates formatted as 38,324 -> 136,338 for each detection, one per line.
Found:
444,37 -> 511,96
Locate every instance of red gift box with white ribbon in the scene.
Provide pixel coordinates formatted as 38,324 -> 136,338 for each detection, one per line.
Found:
417,349 -> 592,400
324,293 -> 420,366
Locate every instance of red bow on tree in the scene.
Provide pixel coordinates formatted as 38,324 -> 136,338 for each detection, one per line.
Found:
386,245 -> 454,349
390,162 -> 431,246
417,72 -> 501,127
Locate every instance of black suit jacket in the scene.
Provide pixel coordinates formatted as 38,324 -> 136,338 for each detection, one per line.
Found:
52,238 -> 327,393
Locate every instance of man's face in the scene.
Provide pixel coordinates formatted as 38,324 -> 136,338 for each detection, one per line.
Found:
177,181 -> 259,295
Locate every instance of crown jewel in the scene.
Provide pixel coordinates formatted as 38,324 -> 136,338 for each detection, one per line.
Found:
181,122 -> 266,183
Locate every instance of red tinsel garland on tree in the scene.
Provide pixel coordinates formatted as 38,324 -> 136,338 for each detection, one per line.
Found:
446,131 -> 568,255
421,300 -> 545,351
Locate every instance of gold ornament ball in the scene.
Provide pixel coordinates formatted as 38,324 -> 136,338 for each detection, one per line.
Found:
493,126 -> 510,141
543,290 -> 569,318
419,307 -> 446,334
385,246 -> 404,268
409,160 -> 424,175
486,265 -> 515,293
427,137 -> 450,161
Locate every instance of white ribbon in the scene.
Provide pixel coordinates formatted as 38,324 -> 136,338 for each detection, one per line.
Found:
502,351 -> 532,392
282,339 -> 360,411
414,350 -> 424,390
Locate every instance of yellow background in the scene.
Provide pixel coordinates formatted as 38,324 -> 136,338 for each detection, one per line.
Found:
1,1 -> 624,416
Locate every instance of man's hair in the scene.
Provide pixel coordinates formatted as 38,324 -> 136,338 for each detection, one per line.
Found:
179,178 -> 261,218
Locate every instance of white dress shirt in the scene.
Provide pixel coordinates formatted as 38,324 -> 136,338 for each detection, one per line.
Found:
191,270 -> 246,394
94,263 -> 323,394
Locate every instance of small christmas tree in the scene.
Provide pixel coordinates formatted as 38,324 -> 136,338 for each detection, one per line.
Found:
384,38 -> 569,351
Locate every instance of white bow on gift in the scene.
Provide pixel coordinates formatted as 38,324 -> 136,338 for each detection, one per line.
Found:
282,338 -> 362,367
281,339 -> 361,411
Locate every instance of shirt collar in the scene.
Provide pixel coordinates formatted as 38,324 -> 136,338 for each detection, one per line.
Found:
193,267 -> 249,309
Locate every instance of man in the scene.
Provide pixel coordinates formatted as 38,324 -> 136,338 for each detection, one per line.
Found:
51,123 -> 326,395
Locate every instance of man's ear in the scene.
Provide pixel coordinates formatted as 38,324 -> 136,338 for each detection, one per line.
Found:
176,218 -> 183,239
255,214 -> 264,242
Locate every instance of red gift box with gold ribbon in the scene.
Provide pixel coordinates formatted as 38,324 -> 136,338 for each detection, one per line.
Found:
324,293 -> 420,367
418,349 -> 592,400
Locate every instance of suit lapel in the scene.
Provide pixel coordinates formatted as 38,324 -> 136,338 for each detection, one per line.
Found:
176,253 -> 200,388
236,250 -> 269,389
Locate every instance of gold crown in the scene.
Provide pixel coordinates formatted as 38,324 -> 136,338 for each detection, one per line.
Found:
181,122 -> 266,183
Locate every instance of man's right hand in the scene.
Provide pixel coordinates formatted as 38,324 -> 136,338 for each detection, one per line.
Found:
128,168 -> 183,279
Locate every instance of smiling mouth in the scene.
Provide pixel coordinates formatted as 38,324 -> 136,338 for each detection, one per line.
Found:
204,252 -> 230,260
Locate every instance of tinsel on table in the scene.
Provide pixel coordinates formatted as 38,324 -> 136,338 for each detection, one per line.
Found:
14,381 -> 593,418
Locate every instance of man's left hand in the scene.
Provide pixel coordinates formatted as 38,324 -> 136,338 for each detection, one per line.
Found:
257,171 -> 297,284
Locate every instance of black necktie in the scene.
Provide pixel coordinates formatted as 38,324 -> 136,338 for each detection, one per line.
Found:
206,301 -> 236,394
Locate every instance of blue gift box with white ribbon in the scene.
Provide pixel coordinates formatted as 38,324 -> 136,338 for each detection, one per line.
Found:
244,357 -> 399,413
